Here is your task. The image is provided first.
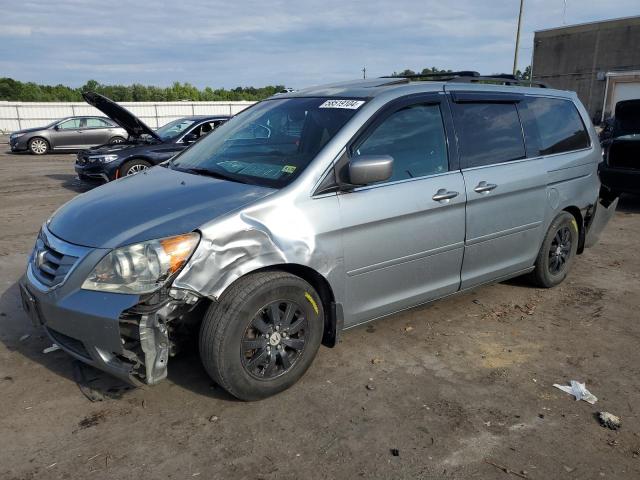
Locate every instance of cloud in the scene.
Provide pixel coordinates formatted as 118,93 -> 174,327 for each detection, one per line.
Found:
1,0 -> 639,88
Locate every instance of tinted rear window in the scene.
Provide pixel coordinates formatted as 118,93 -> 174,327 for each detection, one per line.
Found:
521,97 -> 590,156
452,102 -> 525,168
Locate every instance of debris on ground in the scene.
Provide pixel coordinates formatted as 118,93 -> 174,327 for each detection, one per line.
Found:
42,344 -> 60,354
403,326 -> 414,332
390,448 -> 399,456
208,415 -> 219,423
484,458 -> 528,478
371,358 -> 383,365
78,411 -> 107,430
365,384 -> 375,391
72,361 -> 131,402
597,412 -> 621,430
19,334 -> 30,342
553,380 -> 598,404
515,303 -> 536,315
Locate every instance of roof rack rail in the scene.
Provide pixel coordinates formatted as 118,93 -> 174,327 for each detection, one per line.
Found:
380,71 -> 480,80
450,73 -> 548,88
381,71 -> 548,88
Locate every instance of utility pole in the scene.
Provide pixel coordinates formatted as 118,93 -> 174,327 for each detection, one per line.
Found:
362,67 -> 366,79
512,0 -> 524,76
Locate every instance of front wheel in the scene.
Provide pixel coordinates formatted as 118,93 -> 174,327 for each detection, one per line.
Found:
120,159 -> 151,177
199,272 -> 324,401
531,212 -> 579,288
28,137 -> 49,155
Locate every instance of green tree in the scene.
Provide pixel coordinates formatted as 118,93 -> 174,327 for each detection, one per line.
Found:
0,77 -> 289,102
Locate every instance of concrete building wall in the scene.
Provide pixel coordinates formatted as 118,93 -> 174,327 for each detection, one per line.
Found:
532,16 -> 640,123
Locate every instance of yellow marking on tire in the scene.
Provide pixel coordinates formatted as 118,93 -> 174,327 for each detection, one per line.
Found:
305,292 -> 319,315
571,219 -> 578,232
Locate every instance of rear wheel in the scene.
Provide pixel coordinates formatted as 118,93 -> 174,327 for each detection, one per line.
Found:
28,137 -> 49,155
120,159 -> 151,177
199,271 -> 324,401
109,136 -> 126,144
531,212 -> 579,288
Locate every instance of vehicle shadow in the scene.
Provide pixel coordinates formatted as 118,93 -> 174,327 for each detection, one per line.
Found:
0,281 -> 235,402
45,174 -> 97,193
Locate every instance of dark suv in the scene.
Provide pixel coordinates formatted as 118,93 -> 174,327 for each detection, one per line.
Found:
599,99 -> 640,195
75,92 -> 229,182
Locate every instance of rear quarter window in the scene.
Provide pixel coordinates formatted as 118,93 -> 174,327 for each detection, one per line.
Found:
520,97 -> 590,156
451,102 -> 526,168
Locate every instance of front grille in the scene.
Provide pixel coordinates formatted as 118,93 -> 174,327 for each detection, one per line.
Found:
47,327 -> 90,359
32,241 -> 78,288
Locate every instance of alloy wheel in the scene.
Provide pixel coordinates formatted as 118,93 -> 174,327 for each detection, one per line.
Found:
548,225 -> 572,275
30,139 -> 47,154
126,164 -> 148,175
241,300 -> 308,380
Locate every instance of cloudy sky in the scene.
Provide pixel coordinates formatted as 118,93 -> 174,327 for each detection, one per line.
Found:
1,0 -> 638,89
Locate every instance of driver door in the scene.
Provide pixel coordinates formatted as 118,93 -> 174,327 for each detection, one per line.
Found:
52,118 -> 83,149
338,93 -> 466,326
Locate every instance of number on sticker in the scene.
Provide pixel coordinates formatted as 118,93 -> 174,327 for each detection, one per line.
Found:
319,99 -> 365,110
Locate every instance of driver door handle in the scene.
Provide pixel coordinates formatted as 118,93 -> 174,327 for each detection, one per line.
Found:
474,181 -> 497,193
432,189 -> 459,202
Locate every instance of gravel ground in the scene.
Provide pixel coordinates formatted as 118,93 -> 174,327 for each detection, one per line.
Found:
1,150 -> 639,480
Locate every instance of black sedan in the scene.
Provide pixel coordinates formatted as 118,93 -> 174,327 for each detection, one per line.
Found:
75,92 -> 229,182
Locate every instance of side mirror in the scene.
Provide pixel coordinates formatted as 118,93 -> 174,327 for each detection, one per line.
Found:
348,155 -> 394,186
54,124 -> 61,130
183,133 -> 198,144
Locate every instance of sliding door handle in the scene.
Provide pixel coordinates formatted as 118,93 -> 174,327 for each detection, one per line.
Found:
474,181 -> 497,193
432,189 -> 459,202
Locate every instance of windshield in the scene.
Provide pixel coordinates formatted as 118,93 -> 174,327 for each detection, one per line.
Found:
156,118 -> 197,140
169,97 -> 363,188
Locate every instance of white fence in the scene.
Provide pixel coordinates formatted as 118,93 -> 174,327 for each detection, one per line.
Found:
0,101 -> 256,133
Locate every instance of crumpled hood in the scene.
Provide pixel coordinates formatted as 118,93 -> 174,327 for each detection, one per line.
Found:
48,166 -> 275,248
83,91 -> 160,140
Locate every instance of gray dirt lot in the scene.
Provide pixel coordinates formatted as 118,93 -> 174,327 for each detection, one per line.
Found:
1,150 -> 639,480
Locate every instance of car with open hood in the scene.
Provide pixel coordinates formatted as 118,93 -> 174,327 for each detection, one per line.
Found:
9,116 -> 128,155
75,92 -> 229,182
20,73 -> 616,401
600,99 -> 640,195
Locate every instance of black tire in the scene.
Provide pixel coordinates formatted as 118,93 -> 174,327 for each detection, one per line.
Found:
199,271 -> 324,401
109,136 -> 126,144
531,212 -> 579,288
28,137 -> 49,155
120,159 -> 151,177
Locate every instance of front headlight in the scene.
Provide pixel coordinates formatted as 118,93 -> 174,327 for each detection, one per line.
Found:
88,154 -> 119,163
82,232 -> 200,294
10,132 -> 24,140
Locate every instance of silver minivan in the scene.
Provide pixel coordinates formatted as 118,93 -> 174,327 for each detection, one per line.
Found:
20,74 -> 616,400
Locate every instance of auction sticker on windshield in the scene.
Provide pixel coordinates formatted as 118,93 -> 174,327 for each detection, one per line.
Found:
319,99 -> 365,109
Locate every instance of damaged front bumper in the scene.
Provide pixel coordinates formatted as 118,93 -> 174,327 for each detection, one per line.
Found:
20,268 -> 201,386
